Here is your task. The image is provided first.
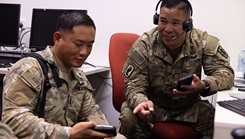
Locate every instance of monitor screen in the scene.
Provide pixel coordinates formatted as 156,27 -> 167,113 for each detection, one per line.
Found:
29,8 -> 87,52
0,3 -> 21,47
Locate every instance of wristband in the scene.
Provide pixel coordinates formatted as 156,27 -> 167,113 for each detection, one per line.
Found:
200,80 -> 210,97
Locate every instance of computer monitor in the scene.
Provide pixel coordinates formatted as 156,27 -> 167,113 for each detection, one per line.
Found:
29,8 -> 87,52
0,3 -> 21,47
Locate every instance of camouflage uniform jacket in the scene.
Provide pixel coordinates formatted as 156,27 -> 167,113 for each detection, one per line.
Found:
0,122 -> 17,139
2,46 -> 109,139
123,27 -> 234,122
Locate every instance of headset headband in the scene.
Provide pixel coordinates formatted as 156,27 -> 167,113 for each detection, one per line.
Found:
155,0 -> 193,17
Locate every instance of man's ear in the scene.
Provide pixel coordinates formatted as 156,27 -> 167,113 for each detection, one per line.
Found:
53,31 -> 62,44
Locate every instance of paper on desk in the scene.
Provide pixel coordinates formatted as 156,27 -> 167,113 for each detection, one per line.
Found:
234,78 -> 245,87
229,92 -> 245,99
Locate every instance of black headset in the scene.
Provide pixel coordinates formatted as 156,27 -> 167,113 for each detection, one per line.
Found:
153,0 -> 193,32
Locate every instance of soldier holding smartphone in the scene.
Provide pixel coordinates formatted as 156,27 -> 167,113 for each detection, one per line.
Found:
118,0 -> 234,138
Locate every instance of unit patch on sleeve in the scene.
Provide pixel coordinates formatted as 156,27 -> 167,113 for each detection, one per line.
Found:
124,64 -> 135,78
217,46 -> 228,59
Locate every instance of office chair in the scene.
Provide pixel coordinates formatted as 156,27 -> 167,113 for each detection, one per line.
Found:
109,33 -> 200,139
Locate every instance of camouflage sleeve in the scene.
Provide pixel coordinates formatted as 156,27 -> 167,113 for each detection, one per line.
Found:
202,34 -> 234,95
122,35 -> 150,110
0,122 -> 18,139
77,90 -> 109,125
2,57 -> 71,139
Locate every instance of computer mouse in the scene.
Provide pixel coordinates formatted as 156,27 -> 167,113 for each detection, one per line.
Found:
238,88 -> 245,92
231,128 -> 245,139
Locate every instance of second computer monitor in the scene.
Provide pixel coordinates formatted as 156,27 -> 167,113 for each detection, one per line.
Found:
29,8 -> 87,52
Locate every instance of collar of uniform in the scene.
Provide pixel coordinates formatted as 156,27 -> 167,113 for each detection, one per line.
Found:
141,27 -> 168,59
154,33 -> 168,59
178,32 -> 192,58
38,45 -> 56,66
73,68 -> 95,91
185,31 -> 192,55
174,42 -> 191,63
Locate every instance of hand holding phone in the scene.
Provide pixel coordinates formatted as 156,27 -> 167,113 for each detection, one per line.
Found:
93,125 -> 117,137
175,75 -> 194,91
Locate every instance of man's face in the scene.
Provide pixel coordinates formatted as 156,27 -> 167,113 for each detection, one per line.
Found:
54,25 -> 95,68
158,7 -> 189,49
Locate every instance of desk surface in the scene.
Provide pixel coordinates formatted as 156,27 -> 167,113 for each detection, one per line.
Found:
0,64 -> 110,76
214,87 -> 245,139
81,65 -> 110,75
0,67 -> 8,75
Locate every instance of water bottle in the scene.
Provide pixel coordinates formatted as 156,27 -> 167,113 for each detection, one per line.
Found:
237,50 -> 245,79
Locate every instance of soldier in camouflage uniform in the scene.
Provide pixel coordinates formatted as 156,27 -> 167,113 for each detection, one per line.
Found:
119,0 -> 234,139
2,11 -> 111,139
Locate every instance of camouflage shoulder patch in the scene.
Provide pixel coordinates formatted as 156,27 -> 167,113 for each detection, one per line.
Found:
124,64 -> 135,78
217,46 -> 228,59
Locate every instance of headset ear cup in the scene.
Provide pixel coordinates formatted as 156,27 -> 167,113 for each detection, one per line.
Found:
183,20 -> 193,32
153,14 -> 159,25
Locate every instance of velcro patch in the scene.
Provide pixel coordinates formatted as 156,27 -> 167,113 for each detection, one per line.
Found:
124,64 -> 135,78
19,68 -> 41,90
217,46 -> 228,59
131,50 -> 145,65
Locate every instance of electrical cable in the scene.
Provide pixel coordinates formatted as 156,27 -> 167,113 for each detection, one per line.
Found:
18,27 -> 31,49
19,30 -> 30,47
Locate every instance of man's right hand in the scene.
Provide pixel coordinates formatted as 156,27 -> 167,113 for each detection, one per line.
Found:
70,122 -> 110,139
133,100 -> 154,121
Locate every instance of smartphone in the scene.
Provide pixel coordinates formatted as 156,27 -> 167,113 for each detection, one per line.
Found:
238,87 -> 245,92
176,75 -> 194,91
93,125 -> 117,137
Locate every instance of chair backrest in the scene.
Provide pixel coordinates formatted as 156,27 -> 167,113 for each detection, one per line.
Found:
109,33 -> 140,112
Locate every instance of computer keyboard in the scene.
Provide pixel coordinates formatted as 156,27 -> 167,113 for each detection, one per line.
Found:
0,50 -> 29,58
217,99 -> 245,117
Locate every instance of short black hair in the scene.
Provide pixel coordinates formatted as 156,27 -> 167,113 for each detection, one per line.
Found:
56,11 -> 96,32
160,0 -> 193,18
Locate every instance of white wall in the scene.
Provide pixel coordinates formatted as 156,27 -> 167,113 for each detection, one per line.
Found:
1,0 -> 245,126
1,0 -> 244,68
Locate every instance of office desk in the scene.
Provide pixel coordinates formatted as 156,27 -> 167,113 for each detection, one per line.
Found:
0,67 -> 8,75
214,87 -> 245,139
81,65 -> 110,76
0,64 -> 110,76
